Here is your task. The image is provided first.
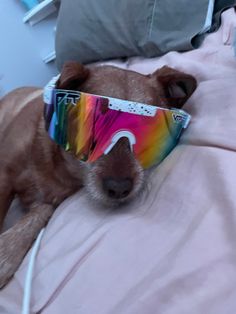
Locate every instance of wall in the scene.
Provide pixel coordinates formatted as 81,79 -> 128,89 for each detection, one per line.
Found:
0,0 -> 58,96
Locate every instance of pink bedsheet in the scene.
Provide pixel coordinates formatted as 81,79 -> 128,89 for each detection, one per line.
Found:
1,8 -> 236,314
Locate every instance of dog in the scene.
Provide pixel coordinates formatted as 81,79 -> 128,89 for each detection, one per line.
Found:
0,61 -> 197,288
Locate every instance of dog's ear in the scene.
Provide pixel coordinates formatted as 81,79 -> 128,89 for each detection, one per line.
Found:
56,61 -> 89,90
152,66 -> 197,108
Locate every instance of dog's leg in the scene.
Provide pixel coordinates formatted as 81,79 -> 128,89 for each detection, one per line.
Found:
0,195 -> 14,231
0,178 -> 14,231
0,203 -> 54,289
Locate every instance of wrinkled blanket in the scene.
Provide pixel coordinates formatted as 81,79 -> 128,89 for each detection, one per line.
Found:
1,8 -> 236,314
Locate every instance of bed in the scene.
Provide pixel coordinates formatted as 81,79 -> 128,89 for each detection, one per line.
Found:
1,5 -> 236,314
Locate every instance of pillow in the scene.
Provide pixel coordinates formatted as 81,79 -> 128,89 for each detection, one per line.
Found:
55,0 -> 226,70
210,0 -> 236,32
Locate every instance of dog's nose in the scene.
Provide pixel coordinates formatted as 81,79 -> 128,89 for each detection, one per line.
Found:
102,178 -> 133,199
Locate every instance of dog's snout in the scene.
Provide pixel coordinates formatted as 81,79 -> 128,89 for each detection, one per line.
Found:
102,178 -> 133,199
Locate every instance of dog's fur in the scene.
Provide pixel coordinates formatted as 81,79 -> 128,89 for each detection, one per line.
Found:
0,62 -> 197,288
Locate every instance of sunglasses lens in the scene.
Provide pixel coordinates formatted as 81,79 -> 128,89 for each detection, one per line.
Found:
45,89 -> 190,168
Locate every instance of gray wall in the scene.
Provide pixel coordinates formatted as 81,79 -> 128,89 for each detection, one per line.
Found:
0,0 -> 58,96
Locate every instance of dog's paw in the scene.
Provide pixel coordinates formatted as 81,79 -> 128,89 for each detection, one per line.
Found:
0,203 -> 54,289
0,231 -> 24,289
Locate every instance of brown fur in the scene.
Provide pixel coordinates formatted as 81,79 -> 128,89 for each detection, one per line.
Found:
0,62 -> 197,288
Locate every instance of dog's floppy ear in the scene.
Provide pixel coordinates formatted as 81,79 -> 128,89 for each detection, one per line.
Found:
56,61 -> 89,90
152,66 -> 197,108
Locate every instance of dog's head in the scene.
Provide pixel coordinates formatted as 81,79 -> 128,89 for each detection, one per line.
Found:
55,61 -> 197,206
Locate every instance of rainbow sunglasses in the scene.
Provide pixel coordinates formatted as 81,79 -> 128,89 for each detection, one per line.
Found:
44,75 -> 191,169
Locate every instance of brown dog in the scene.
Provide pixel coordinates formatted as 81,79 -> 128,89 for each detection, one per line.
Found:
0,61 -> 197,288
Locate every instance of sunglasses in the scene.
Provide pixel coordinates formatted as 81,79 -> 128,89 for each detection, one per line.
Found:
44,76 -> 191,169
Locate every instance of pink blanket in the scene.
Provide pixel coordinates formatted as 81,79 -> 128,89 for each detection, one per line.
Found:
1,8 -> 236,314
